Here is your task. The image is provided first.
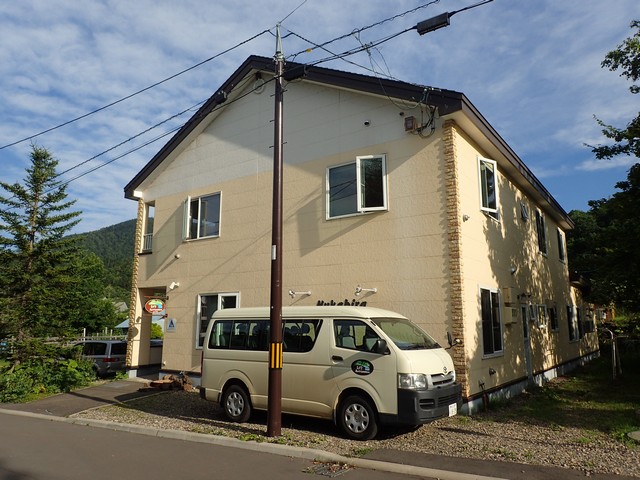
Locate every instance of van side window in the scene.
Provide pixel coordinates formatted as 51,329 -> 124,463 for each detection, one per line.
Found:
209,320 -> 233,348
208,319 -> 321,352
283,320 -> 321,353
334,320 -> 380,352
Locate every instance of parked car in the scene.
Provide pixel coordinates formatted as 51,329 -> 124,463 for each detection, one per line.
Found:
75,340 -> 128,377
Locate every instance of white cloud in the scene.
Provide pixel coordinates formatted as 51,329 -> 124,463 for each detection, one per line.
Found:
577,157 -> 637,172
1,0 -> 639,233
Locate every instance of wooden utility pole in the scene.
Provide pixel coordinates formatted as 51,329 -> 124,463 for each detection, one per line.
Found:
267,23 -> 284,438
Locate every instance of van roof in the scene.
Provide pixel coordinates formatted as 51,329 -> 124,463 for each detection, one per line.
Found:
211,306 -> 407,320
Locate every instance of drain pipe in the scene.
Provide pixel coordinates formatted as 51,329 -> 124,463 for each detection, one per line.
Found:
479,381 -> 488,412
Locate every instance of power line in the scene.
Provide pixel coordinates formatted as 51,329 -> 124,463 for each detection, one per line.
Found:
6,0 -> 495,197
54,100 -> 206,179
49,10 -> 445,191
49,73 -> 275,191
288,0 -> 441,61
0,29 -> 271,151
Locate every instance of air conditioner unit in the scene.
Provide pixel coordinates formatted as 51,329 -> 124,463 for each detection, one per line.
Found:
503,306 -> 518,325
502,287 -> 516,306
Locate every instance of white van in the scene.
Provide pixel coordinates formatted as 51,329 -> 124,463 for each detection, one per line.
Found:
200,306 -> 462,440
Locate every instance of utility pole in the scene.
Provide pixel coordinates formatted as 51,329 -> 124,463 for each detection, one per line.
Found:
267,23 -> 284,438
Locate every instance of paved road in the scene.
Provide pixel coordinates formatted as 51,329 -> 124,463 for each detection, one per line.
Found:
0,412 -> 429,480
1,380 -> 636,480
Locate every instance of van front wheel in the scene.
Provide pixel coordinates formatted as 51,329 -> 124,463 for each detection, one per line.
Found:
221,385 -> 251,422
338,395 -> 378,440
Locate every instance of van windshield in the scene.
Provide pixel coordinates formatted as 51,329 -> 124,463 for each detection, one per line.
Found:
373,318 -> 440,350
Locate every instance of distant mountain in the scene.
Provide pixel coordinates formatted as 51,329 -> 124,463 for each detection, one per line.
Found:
76,219 -> 136,302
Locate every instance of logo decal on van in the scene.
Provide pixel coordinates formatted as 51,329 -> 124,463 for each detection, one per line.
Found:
351,360 -> 374,376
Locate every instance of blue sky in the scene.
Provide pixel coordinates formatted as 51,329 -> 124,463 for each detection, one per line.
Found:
1,0 -> 638,234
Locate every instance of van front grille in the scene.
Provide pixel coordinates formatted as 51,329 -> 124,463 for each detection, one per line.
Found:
419,392 -> 460,410
428,371 -> 455,387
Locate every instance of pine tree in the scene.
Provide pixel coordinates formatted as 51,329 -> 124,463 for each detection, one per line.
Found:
0,146 -> 82,339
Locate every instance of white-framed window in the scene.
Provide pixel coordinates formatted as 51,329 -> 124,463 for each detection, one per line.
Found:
535,209 -> 547,254
183,193 -> 221,240
557,228 -> 566,262
196,292 -> 238,348
327,154 -> 388,219
478,157 -> 498,218
480,287 -> 503,356
141,203 -> 154,253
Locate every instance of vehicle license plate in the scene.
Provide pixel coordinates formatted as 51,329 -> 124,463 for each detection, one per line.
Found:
448,403 -> 457,417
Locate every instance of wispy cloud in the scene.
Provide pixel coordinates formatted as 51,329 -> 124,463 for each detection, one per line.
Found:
577,157 -> 637,172
1,0 -> 638,230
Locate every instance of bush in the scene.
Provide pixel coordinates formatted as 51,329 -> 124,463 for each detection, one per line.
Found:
0,338 -> 95,402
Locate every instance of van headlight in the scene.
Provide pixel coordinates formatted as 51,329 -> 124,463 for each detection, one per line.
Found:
398,373 -> 427,390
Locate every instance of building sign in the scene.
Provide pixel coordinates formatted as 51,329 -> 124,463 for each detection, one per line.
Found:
316,299 -> 367,307
166,318 -> 177,332
145,298 -> 165,314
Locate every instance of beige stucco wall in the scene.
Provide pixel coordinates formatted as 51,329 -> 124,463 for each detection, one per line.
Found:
129,75 -> 598,396
452,123 -> 598,397
134,79 -> 455,375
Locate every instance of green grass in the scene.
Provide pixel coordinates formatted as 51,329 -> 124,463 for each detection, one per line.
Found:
486,344 -> 640,444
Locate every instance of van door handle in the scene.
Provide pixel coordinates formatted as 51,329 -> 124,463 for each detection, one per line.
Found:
332,355 -> 343,362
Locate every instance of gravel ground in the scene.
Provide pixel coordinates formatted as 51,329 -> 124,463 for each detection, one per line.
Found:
72,387 -> 640,478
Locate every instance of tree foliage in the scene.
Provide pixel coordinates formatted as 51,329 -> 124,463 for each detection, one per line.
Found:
568,21 -> 640,316
591,20 -> 640,160
568,164 -> 640,313
0,146 -> 114,338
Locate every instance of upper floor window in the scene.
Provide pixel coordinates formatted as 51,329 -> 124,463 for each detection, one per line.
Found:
478,157 -> 498,219
557,228 -> 566,262
327,155 -> 387,219
535,209 -> 547,254
183,193 -> 221,240
141,203 -> 154,253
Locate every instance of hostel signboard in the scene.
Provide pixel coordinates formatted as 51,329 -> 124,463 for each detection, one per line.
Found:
144,298 -> 165,314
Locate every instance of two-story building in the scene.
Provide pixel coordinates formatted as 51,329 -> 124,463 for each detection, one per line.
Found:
124,55 -> 598,411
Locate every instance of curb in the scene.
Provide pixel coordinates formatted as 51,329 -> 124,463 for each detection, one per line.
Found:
0,408 -> 508,480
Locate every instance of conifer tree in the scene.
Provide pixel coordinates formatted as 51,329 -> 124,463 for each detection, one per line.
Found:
0,145 -> 82,339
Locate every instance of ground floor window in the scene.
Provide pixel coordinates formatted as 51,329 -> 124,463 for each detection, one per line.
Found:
480,287 -> 502,356
196,293 -> 238,348
567,305 -> 578,341
548,304 -> 559,331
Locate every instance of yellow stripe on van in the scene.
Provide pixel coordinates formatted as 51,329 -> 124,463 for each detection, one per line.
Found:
270,342 -> 283,369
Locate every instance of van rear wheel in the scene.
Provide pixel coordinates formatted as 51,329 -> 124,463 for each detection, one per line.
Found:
221,384 -> 251,422
338,395 -> 378,440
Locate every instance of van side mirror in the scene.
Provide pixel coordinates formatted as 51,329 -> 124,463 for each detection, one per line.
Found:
374,339 -> 390,355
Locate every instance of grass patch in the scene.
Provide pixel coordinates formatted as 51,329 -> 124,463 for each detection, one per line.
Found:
486,344 -> 640,444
